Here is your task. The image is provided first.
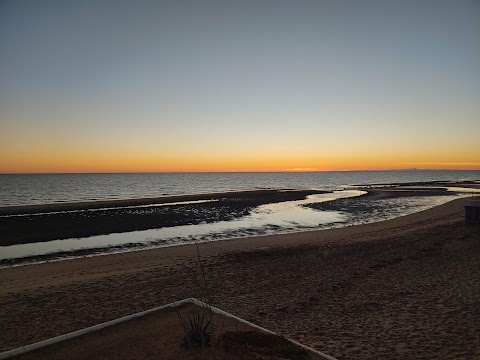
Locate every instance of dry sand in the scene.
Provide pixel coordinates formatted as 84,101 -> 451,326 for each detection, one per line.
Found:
1,197 -> 479,359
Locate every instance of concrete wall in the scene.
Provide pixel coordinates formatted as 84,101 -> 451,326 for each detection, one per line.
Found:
465,200 -> 480,224
0,298 -> 337,360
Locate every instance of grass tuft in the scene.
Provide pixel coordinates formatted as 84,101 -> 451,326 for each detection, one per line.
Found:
180,311 -> 212,349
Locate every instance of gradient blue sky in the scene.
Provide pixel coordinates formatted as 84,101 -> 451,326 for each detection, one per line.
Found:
1,0 -> 479,172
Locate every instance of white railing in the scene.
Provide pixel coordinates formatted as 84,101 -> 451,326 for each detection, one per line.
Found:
0,298 -> 337,360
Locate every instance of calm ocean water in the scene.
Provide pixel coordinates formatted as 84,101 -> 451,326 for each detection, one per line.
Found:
1,170 -> 479,207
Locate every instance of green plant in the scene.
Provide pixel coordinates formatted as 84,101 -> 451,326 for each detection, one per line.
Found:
176,239 -> 221,360
180,311 -> 212,348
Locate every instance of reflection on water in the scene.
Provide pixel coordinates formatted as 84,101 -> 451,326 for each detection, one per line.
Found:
446,187 -> 480,193
0,191 -> 364,262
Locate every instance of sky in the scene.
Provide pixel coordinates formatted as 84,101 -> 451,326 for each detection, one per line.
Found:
0,0 -> 479,173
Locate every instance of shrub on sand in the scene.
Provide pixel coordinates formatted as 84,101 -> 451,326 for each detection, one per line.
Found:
180,311 -> 212,349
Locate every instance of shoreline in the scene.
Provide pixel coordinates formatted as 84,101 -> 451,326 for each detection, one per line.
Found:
0,187 -> 468,263
0,188 -> 463,265
0,190 -> 464,268
1,197 -> 479,359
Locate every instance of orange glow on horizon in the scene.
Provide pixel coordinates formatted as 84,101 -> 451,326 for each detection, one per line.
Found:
1,130 -> 479,173
1,150 -> 479,174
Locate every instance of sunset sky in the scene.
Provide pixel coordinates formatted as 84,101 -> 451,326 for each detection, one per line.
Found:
1,0 -> 479,173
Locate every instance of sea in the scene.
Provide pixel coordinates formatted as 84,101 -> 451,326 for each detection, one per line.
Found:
1,170 -> 479,265
1,170 -> 479,207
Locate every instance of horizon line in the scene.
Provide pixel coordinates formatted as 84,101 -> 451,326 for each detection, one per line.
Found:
1,168 -> 480,175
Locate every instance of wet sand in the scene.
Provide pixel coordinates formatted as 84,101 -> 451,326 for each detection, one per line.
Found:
0,189 -> 324,215
0,189 -> 324,246
1,197 -> 479,359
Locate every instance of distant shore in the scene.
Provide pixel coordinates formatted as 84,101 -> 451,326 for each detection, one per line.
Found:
1,197 -> 478,359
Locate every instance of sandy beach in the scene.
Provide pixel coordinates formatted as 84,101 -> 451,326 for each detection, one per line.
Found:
1,197 -> 479,359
